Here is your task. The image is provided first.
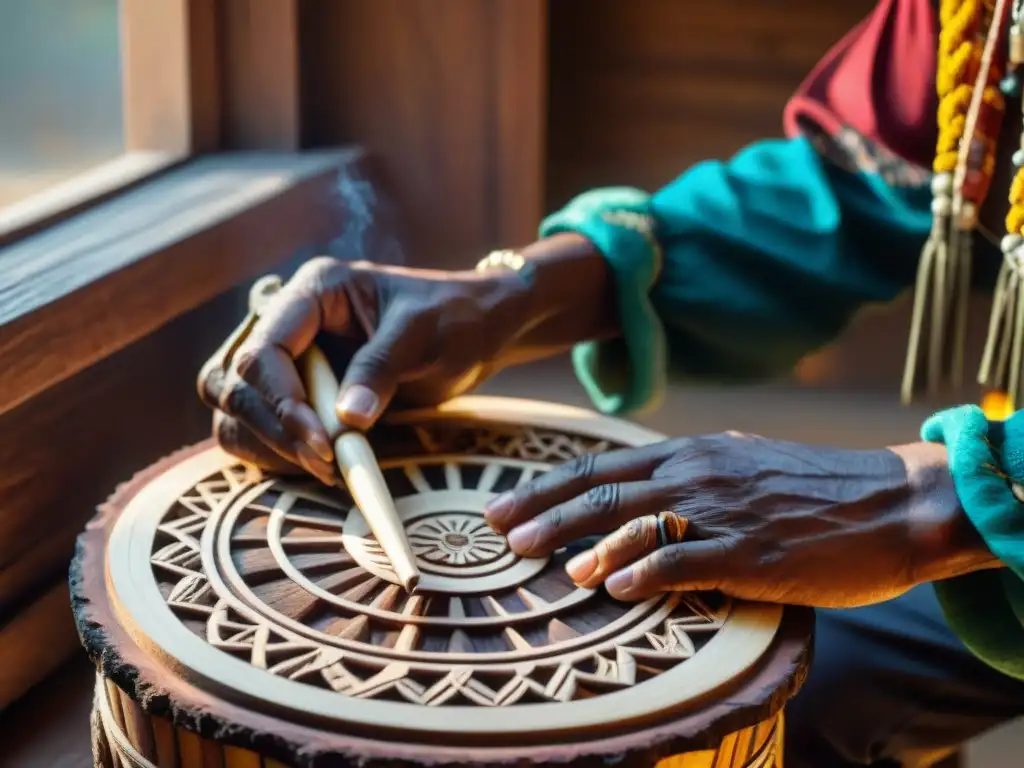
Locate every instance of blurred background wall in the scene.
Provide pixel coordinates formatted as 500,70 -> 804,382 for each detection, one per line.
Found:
1,1 -> 1018,763
297,0 -> 987,406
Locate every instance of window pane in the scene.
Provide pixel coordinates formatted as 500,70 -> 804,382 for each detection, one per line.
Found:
0,0 -> 124,207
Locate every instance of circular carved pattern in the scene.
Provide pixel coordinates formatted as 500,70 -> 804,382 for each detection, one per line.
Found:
106,403 -> 783,744
338,458 -> 552,595
409,513 -> 505,565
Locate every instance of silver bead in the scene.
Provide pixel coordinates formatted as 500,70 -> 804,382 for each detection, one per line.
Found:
932,196 -> 952,216
931,173 -> 954,196
1012,24 -> 1024,64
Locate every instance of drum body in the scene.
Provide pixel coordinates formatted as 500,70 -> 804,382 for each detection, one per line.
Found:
72,396 -> 812,768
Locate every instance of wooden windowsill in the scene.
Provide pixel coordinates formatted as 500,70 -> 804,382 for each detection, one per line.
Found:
0,152 -> 185,247
0,147 -> 367,420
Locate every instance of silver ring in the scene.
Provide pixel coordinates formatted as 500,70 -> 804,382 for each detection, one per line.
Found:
655,514 -> 669,548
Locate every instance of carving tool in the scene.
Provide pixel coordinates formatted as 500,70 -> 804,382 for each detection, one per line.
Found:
245,276 -> 421,593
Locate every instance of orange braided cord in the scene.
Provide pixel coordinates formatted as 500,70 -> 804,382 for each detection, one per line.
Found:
961,83 -> 1007,204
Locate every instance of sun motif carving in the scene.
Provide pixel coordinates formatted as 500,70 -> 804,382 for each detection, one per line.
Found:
412,423 -> 612,462
112,417 -> 765,743
406,513 -> 508,566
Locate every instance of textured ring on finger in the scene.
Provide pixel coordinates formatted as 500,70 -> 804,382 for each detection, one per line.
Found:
655,511 -> 688,549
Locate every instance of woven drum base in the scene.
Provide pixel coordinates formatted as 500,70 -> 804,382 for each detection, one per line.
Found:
92,671 -> 783,768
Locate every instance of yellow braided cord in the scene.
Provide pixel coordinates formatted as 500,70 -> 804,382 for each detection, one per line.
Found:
1007,167 -> 1024,234
940,0 -> 962,26
935,0 -> 980,172
935,0 -> 1001,175
1007,2 -> 1024,236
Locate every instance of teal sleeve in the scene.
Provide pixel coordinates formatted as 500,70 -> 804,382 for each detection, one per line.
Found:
923,406 -> 1024,680
540,135 -> 934,415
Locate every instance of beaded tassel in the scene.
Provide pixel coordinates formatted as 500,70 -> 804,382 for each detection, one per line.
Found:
905,0 -> 1009,403
980,0 -> 1024,405
903,174 -> 954,403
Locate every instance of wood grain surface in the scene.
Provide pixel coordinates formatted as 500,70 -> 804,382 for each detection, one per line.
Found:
546,0 -> 877,206
301,0 -> 547,268
0,149 -> 363,419
219,0 -> 302,150
122,0 -> 220,154
0,291 -> 241,614
0,150 -> 373,702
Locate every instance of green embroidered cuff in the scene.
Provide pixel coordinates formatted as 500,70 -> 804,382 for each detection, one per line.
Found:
539,187 -> 667,415
922,405 -> 1024,680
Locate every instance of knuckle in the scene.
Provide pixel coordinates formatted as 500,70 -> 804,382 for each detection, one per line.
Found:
615,516 -> 656,552
567,453 -> 598,484
291,257 -> 351,322
232,344 -> 265,381
543,506 -> 564,531
582,484 -> 619,518
652,544 -> 686,573
624,517 -> 646,542
219,379 -> 252,417
510,477 -> 539,507
293,256 -> 341,289
212,412 -> 239,452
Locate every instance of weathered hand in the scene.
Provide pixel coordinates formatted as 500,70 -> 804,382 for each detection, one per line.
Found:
483,432 -> 998,608
197,234 -> 615,486
198,257 -> 533,485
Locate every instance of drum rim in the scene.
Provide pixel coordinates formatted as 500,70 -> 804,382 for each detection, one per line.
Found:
74,395 -> 813,767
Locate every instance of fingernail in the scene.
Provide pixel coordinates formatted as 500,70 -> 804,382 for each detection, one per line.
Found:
295,444 -> 318,476
484,492 -> 514,529
296,444 -> 335,487
506,521 -> 540,555
566,550 -> 598,584
605,568 -> 635,600
307,432 -> 333,463
336,385 -> 380,426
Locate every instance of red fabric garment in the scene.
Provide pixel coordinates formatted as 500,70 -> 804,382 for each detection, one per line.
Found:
784,0 -> 939,171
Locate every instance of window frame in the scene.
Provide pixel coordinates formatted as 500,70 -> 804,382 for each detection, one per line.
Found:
0,0 -> 340,417
0,0 -> 305,245
0,0 -> 217,244
0,0 -> 365,711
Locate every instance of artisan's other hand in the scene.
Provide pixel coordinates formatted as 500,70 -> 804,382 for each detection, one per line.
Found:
484,433 -> 999,608
197,234 -> 615,484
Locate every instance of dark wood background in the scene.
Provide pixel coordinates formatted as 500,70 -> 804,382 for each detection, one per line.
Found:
298,0 -> 878,267
546,0 -> 876,206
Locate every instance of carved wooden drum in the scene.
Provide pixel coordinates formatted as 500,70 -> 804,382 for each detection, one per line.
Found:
72,396 -> 812,768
